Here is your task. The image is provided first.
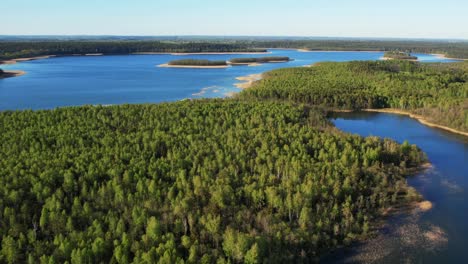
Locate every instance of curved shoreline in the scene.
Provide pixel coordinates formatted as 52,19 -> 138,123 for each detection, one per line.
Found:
0,55 -> 56,65
0,70 -> 26,79
431,53 -> 468,61
158,63 -> 229,69
362,109 -> 468,137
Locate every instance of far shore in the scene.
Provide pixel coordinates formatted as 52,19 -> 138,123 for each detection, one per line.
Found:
158,63 -> 229,69
234,73 -> 263,89
349,108 -> 468,137
0,70 -> 26,79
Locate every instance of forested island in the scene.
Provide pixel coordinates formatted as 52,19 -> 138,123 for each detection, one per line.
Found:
161,59 -> 229,68
0,100 -> 426,263
239,60 -> 468,134
229,56 -> 290,65
383,51 -> 418,60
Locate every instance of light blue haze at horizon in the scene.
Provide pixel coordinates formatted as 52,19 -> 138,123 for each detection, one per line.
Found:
1,0 -> 467,39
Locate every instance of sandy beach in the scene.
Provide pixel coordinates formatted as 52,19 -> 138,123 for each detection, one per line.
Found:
0,55 -> 55,65
0,70 -> 26,79
431,53 -> 467,61
234,73 -> 263,89
379,57 -> 419,62
158,63 -> 229,69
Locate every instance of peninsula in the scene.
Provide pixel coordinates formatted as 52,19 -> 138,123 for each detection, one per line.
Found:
0,68 -> 26,78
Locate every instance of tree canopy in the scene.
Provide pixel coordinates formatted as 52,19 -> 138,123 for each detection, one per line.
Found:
0,100 -> 424,263
239,61 -> 468,132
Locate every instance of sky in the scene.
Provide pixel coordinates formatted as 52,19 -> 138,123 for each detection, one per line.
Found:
2,0 -> 467,39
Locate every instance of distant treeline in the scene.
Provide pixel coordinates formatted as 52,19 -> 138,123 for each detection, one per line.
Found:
0,41 -> 266,60
168,59 -> 227,66
239,60 -> 468,132
229,56 -> 290,63
247,40 -> 468,59
383,51 -> 418,60
1,39 -> 468,60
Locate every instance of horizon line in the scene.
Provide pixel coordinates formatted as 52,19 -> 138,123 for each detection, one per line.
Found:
0,34 -> 467,41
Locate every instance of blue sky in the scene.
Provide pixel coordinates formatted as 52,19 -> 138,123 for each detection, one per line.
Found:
2,0 -> 467,39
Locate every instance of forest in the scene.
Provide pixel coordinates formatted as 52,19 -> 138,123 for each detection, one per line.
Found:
0,100 -> 425,263
383,51 -> 418,60
167,59 -> 227,66
239,60 -> 468,132
247,39 -> 468,59
229,57 -> 290,64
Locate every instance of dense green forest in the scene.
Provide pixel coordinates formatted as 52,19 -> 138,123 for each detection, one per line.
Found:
383,51 -> 418,60
229,57 -> 290,64
248,40 -> 468,59
1,39 -> 468,61
167,59 -> 227,66
0,41 -> 266,60
239,61 -> 468,132
0,100 -> 425,263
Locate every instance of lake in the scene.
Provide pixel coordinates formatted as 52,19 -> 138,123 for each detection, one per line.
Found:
0,49 -> 455,110
327,112 -> 468,263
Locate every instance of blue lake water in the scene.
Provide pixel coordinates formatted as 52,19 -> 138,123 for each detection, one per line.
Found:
329,112 -> 468,263
0,49 -> 455,110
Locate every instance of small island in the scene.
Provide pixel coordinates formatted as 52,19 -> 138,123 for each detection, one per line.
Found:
383,51 -> 418,61
229,56 -> 291,65
159,59 -> 229,68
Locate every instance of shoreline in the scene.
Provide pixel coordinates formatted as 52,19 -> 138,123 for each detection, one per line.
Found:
363,109 -> 468,137
158,63 -> 229,69
431,53 -> 467,61
0,70 -> 26,79
0,55 -> 56,65
380,57 -> 419,62
234,73 -> 263,89
132,51 -> 270,55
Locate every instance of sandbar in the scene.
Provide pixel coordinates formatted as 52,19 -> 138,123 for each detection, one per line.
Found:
234,73 -> 263,89
0,55 -> 55,65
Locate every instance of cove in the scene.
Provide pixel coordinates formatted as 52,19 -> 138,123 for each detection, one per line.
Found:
326,111 -> 468,263
0,50 -> 455,111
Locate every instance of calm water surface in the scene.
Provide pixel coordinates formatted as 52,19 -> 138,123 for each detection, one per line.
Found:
329,112 -> 468,263
0,50 -> 454,110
